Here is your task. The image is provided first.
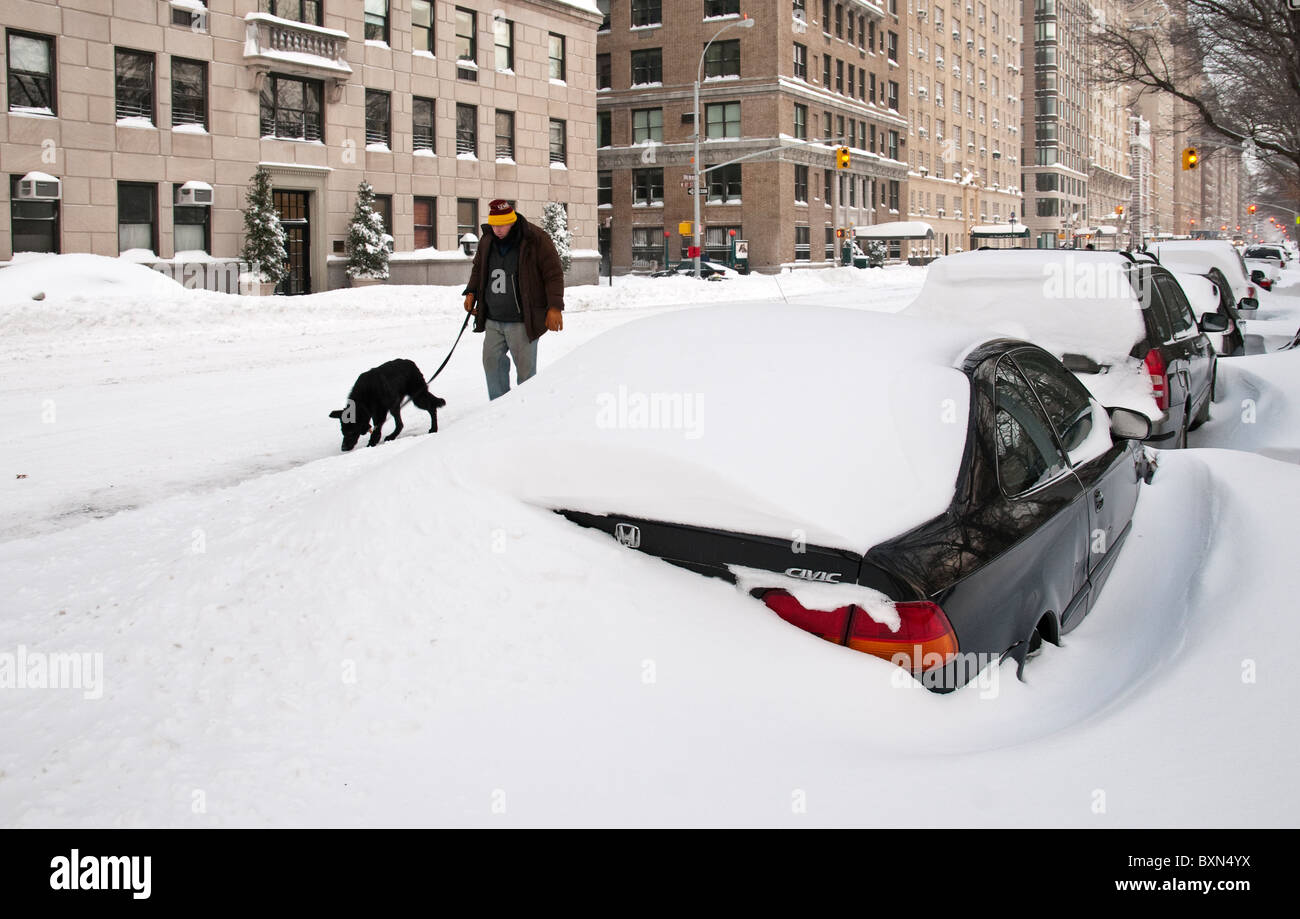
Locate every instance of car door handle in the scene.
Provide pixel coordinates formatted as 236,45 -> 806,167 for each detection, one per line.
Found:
1094,489 -> 1104,512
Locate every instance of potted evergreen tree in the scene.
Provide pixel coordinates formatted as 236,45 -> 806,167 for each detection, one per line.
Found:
346,180 -> 392,286
239,166 -> 288,296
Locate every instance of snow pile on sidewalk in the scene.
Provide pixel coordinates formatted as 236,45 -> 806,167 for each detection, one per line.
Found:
1190,350 -> 1300,462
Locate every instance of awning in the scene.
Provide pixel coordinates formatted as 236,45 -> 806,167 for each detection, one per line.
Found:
1094,226 -> 1119,236
970,223 -> 1029,238
853,221 -> 936,240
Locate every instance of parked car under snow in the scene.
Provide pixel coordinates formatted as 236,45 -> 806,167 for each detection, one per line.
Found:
456,305 -> 1155,691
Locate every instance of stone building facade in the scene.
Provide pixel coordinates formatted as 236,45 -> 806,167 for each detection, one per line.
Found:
1,0 -> 601,291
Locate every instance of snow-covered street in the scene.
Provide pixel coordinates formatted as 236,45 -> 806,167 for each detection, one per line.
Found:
2,255 -> 1300,827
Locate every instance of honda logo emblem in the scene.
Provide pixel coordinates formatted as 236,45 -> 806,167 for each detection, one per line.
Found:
614,523 -> 641,548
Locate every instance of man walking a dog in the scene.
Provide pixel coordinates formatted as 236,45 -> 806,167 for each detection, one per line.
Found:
462,200 -> 565,400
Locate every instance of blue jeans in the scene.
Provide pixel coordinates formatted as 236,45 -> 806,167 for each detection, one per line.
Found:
482,319 -> 537,400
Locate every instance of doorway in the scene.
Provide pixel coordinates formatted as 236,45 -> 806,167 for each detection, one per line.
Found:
273,189 -> 310,295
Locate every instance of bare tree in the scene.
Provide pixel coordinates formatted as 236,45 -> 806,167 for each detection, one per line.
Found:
1095,1 -> 1300,183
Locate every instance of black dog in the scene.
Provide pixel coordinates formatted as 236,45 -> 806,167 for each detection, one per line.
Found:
329,359 -> 446,451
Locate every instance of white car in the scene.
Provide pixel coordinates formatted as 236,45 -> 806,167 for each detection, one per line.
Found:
1146,240 -> 1258,304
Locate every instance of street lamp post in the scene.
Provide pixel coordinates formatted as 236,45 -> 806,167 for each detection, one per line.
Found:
694,15 -> 754,279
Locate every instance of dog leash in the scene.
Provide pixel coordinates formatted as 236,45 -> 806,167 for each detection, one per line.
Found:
400,310 -> 473,409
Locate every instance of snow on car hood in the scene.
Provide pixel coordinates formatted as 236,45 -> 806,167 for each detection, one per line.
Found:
445,304 -> 979,553
903,250 -> 1148,368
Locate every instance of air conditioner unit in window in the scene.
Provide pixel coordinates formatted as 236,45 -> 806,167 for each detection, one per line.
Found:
967,38 -> 974,48
17,172 -> 61,200
993,150 -> 1001,158
176,180 -> 214,206
952,29 -> 960,39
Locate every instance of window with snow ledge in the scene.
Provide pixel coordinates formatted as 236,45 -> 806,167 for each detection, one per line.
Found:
169,0 -> 207,31
631,0 -> 661,28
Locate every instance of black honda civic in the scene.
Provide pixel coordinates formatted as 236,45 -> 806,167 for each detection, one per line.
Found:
481,305 -> 1155,691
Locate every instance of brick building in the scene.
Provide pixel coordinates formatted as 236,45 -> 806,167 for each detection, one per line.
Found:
595,0 -> 909,273
1,0 -> 601,292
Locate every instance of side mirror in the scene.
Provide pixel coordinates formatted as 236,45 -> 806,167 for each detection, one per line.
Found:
1250,269 -> 1267,284
1199,312 -> 1229,333
1107,407 -> 1152,441
1238,297 -> 1259,311
1061,353 -> 1102,374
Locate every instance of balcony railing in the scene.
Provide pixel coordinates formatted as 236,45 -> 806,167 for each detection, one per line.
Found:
244,12 -> 351,99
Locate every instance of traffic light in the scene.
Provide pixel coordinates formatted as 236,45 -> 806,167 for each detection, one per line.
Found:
1248,204 -> 1257,215
836,146 -> 851,169
1181,147 -> 1199,170
835,227 -> 846,239
1115,205 -> 1124,216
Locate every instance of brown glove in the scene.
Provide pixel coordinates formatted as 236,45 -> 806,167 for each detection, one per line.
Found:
463,293 -> 476,315
546,308 -> 563,332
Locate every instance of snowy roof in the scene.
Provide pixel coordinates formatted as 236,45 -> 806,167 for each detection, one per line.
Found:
854,221 -> 936,240
970,223 -> 1029,237
449,305 -> 984,552
1147,240 -> 1251,298
904,250 -> 1148,368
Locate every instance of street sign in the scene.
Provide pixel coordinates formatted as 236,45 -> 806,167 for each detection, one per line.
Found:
734,240 -> 749,259
678,221 -> 692,236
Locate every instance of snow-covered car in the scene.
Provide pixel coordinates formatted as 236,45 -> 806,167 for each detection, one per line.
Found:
1172,270 -> 1247,357
466,305 -> 1153,691
904,250 -> 1227,448
1147,240 -> 1258,304
1243,245 -> 1288,269
650,259 -> 736,280
1244,258 -> 1280,291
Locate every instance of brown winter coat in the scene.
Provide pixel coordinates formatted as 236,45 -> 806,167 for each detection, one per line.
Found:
463,214 -> 565,342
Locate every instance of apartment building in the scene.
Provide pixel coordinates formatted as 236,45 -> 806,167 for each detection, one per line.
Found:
1,0 -> 600,292
1198,144 -> 1243,235
905,0 -> 1024,254
1081,0 -> 1127,246
1020,0 -> 1089,248
595,0 -> 910,273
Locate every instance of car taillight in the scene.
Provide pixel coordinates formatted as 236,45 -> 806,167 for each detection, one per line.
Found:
1144,349 -> 1169,412
847,601 -> 959,673
761,590 -> 852,645
760,591 -> 958,673
1247,284 -> 1256,298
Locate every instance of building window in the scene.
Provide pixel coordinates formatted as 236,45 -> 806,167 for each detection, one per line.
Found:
597,0 -> 611,31
548,33 -> 566,81
7,31 -> 55,115
173,184 -> 210,254
823,169 -> 831,202
631,0 -> 662,27
457,198 -> 478,244
823,54 -> 831,85
413,97 -> 435,152
455,8 -> 476,63
835,4 -> 843,37
705,163 -> 741,202
259,74 -> 322,141
414,196 -> 436,249
705,225 -> 740,262
632,168 -> 664,206
115,48 -> 154,122
824,226 -> 834,260
495,110 -> 515,160
888,81 -> 899,110
631,227 -> 664,269
705,101 -> 740,138
373,194 -> 392,245
887,130 -> 899,160
598,171 -> 612,206
793,43 -> 807,80
412,0 -> 434,53
887,31 -> 898,63
888,180 -> 899,212
631,49 -> 662,84
704,40 -> 740,79
835,59 -> 843,93
794,164 -> 808,204
795,225 -> 810,260
549,119 -> 567,165
493,17 -> 514,70
793,103 -> 807,140
706,0 -> 739,14
597,110 -> 611,147
117,182 -> 156,254
364,0 -> 388,43
9,174 -> 59,253
260,0 -> 321,25
170,58 -> 207,130
632,108 -> 663,143
456,104 -> 477,156
821,0 -> 830,34
365,89 -> 391,147
597,54 -> 611,89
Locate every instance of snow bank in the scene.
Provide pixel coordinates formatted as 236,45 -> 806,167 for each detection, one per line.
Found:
1190,350 -> 1300,462
0,253 -> 185,303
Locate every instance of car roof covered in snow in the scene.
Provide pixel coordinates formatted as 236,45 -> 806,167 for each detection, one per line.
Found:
1147,240 -> 1251,299
903,249 -> 1149,367
445,304 -> 984,552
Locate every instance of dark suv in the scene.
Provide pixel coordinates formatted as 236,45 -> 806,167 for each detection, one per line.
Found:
1129,260 -> 1226,446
